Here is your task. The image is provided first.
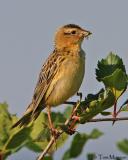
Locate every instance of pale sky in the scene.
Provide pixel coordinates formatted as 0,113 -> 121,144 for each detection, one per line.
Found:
0,0 -> 128,160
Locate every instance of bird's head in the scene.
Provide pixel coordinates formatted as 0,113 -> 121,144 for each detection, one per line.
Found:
54,24 -> 92,51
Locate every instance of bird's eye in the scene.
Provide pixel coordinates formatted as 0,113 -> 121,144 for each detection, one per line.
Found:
63,30 -> 76,35
71,30 -> 76,34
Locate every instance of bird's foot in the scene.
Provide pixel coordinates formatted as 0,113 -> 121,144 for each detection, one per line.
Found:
72,115 -> 80,121
67,127 -> 76,135
50,127 -> 60,139
67,115 -> 80,135
49,127 -> 60,149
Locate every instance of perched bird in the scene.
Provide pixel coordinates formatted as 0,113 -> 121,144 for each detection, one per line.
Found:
12,24 -> 92,132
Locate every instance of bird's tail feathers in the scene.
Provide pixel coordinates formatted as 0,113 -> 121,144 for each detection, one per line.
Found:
11,102 -> 43,129
11,113 -> 32,128
11,103 -> 33,129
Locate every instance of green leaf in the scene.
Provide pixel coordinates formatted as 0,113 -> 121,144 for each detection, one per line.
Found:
59,124 -> 70,135
2,150 -> 11,160
76,89 -> 105,115
62,150 -> 70,160
26,141 -> 43,153
51,111 -> 66,127
103,69 -> 127,90
85,89 -> 105,103
87,153 -> 96,160
0,102 -> 12,149
63,129 -> 103,160
80,89 -> 115,124
27,112 -> 68,153
120,105 -> 128,112
100,111 -> 112,116
96,53 -> 127,99
26,112 -> 50,152
63,106 -> 72,119
96,52 -> 126,81
69,133 -> 88,157
29,112 -> 47,140
0,103 -> 33,159
117,139 -> 128,154
44,156 -> 53,160
119,99 -> 128,112
62,133 -> 88,160
89,129 -> 103,139
4,127 -> 31,152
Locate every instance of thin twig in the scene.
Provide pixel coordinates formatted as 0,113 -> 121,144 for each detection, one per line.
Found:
37,137 -> 54,160
37,117 -> 71,160
87,117 -> 128,123
37,97 -> 128,160
64,101 -> 76,105
37,102 -> 79,160
37,130 -> 64,159
117,99 -> 128,115
37,116 -> 128,160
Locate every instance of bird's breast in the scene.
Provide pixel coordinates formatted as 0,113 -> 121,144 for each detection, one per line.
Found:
45,52 -> 85,106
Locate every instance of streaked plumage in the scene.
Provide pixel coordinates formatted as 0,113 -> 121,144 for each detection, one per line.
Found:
12,24 -> 91,128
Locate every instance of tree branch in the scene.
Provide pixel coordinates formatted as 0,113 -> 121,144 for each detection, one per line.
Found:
37,97 -> 128,160
37,102 -> 80,160
87,117 -> 128,122
37,116 -> 128,160
64,101 -> 76,105
37,136 -> 56,160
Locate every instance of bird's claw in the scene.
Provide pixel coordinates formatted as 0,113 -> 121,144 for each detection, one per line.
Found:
67,127 -> 76,135
50,128 -> 60,138
66,115 -> 80,135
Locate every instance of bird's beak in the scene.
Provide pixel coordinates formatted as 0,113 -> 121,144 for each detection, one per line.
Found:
87,31 -> 92,36
82,30 -> 92,39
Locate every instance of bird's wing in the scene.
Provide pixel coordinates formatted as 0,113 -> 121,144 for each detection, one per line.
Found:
12,50 -> 63,128
31,50 -> 62,114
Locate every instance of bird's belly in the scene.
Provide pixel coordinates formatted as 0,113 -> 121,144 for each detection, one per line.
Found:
45,56 -> 85,106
